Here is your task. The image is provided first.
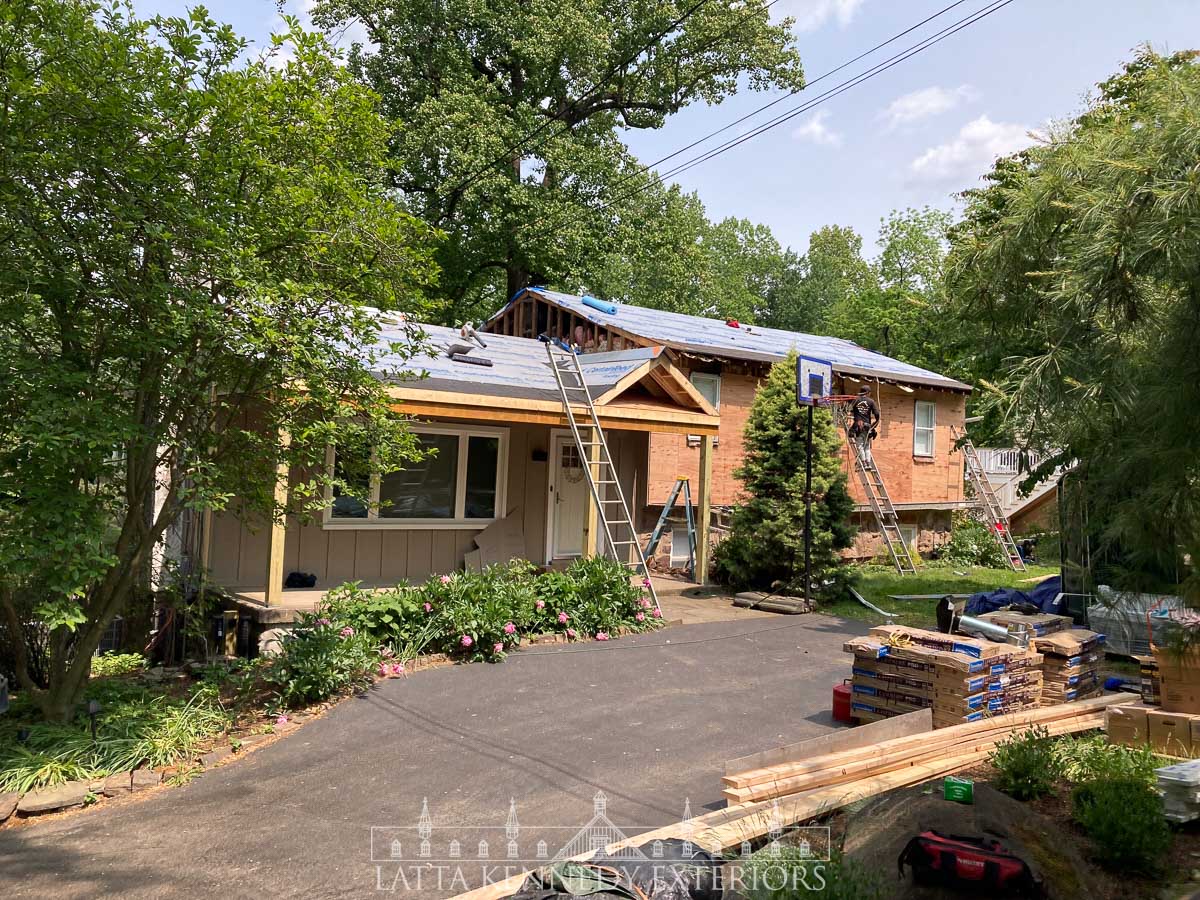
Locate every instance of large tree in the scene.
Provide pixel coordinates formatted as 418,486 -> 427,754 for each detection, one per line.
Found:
946,48 -> 1200,596
314,0 -> 805,322
764,224 -> 872,334
0,2 -> 438,720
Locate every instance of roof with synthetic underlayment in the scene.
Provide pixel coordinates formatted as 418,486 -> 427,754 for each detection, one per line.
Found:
371,320 -> 669,404
494,288 -> 971,392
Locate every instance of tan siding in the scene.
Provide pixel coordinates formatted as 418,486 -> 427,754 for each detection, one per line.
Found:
380,531 -> 409,580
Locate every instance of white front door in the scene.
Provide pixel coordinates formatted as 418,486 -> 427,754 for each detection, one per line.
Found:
550,433 -> 588,559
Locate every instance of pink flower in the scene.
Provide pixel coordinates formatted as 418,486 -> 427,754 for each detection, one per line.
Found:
423,602 -> 433,613
535,600 -> 545,610
275,715 -> 289,726
595,632 -> 610,641
316,617 -> 331,627
390,663 -> 405,676
636,612 -> 645,622
440,574 -> 452,584
557,612 -> 569,624
651,608 -> 662,618
638,598 -> 651,609
503,621 -> 516,635
493,642 -> 504,654
339,626 -> 355,638
566,628 -> 577,639
642,578 -> 652,588
460,634 -> 473,648
379,663 -> 391,677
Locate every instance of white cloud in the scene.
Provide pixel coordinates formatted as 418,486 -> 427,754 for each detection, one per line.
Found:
792,110 -> 843,147
909,115 -> 1034,185
881,84 -> 979,129
785,0 -> 867,32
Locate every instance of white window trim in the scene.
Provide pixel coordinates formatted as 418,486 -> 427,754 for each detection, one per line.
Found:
322,424 -> 509,530
913,400 -> 935,458
687,372 -> 721,446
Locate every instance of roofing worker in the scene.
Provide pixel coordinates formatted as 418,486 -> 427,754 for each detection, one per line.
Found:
847,385 -> 880,448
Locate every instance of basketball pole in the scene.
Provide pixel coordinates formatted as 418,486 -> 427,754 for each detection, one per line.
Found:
804,402 -> 813,606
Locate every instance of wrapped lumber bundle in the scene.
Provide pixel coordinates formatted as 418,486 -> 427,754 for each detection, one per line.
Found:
1033,629 -> 1105,705
844,626 -> 1043,728
976,609 -> 1073,637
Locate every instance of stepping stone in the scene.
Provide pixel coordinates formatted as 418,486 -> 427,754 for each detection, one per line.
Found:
103,772 -> 133,797
17,782 -> 88,814
130,769 -> 161,792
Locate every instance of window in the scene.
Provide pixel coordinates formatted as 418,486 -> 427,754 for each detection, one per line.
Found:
324,425 -> 508,529
688,372 -> 721,445
913,400 -> 935,457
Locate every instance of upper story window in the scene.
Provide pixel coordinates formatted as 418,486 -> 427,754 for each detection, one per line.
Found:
687,372 -> 721,446
325,424 -> 508,529
913,400 -> 935,457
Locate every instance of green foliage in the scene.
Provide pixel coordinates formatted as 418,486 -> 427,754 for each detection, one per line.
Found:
764,225 -> 874,334
266,618 -> 381,708
0,681 -> 231,792
1050,733 -> 1163,787
90,653 -> 146,678
313,0 -> 805,320
1071,778 -> 1172,873
989,725 -> 1062,801
714,352 -> 856,594
946,48 -> 1200,599
940,515 -> 1008,569
0,0 -> 440,721
741,847 -> 886,900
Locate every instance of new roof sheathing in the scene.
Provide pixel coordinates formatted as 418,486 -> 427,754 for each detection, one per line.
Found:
512,288 -> 972,392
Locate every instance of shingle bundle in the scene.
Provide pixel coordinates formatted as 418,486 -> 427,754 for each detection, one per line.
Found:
1032,629 -> 1105,705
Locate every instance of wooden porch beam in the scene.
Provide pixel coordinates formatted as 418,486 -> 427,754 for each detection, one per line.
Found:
583,437 -> 601,559
695,434 -> 713,585
264,429 -> 291,607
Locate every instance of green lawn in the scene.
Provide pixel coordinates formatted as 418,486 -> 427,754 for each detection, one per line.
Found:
820,563 -> 1060,630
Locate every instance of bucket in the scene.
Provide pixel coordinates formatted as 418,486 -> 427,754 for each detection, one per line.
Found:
832,679 -> 852,723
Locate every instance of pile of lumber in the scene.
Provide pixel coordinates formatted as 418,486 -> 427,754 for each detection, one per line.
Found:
1034,629 -> 1105,704
720,696 -> 1117,806
845,624 -> 1043,728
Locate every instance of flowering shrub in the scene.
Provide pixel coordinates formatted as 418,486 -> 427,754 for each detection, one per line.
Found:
940,514 -> 1008,568
267,615 -> 380,707
564,556 -> 654,638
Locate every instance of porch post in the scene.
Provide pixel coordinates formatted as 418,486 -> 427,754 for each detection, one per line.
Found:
582,437 -> 601,558
264,430 -> 291,607
695,434 -> 713,584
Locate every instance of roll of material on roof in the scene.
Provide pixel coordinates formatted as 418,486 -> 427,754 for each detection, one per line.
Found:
582,295 -> 617,315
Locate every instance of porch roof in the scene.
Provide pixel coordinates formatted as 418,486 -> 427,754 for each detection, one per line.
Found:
377,321 -> 719,435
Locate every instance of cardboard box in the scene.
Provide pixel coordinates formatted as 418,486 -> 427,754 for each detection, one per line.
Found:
870,625 -> 1010,659
1149,710 -> 1195,757
1107,705 -> 1149,747
1154,646 -> 1200,714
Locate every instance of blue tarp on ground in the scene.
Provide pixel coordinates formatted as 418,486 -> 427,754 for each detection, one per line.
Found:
964,575 -> 1063,616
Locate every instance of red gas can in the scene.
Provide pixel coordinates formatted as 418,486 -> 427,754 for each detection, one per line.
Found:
832,679 -> 853,723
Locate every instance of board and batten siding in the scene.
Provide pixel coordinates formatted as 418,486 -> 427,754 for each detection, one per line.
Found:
206,421 -> 650,589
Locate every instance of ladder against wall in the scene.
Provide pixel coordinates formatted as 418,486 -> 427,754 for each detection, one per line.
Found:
951,425 -> 1027,572
542,338 -> 662,613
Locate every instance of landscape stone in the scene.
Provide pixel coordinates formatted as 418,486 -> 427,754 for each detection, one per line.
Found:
0,792 -> 18,822
102,772 -> 132,797
130,769 -> 161,792
17,781 -> 88,814
201,746 -> 234,768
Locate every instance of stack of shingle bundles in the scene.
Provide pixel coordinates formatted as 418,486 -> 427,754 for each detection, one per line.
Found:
1033,629 -> 1106,705
844,625 -> 1043,729
976,609 -> 1073,638
1156,758 -> 1200,824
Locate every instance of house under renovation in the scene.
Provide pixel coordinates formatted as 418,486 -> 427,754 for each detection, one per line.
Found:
201,319 -> 718,615
485,288 -> 975,565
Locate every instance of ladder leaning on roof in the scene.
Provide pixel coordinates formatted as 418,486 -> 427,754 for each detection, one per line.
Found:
541,336 -> 662,614
846,435 -> 918,576
951,425 -> 1027,572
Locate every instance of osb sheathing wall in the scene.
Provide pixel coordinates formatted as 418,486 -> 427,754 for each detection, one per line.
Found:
206,421 -> 650,588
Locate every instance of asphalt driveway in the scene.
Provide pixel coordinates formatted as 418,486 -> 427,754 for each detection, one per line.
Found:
0,614 -> 866,899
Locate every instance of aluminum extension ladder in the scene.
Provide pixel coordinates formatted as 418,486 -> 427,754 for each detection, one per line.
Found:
543,338 -> 662,613
847,435 -> 918,575
642,477 -> 696,581
952,426 -> 1027,572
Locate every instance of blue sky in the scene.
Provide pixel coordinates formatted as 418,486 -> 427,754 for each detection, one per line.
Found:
132,0 -> 1199,255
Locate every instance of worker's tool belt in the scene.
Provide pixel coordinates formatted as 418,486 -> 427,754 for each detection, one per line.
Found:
898,830 -> 1039,895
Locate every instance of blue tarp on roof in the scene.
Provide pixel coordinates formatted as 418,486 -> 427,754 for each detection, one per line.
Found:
370,319 -> 662,403
510,288 -> 971,392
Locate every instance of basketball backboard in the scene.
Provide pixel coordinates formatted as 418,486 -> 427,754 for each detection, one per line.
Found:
796,355 -> 833,406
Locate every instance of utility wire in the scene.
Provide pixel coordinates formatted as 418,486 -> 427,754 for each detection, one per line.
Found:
518,0 -> 1016,244
442,0 -> 719,199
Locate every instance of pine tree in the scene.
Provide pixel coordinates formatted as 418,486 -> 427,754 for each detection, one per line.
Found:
713,353 -> 856,594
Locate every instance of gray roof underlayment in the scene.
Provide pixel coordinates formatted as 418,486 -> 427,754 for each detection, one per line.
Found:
372,320 -> 665,404
504,288 -> 972,392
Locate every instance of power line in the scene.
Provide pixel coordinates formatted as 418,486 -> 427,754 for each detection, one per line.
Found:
518,0 -> 1017,245
442,0 -> 718,199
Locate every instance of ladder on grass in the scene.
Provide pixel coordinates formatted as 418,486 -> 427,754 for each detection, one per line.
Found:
543,338 -> 662,614
952,426 -> 1027,572
847,435 -> 918,576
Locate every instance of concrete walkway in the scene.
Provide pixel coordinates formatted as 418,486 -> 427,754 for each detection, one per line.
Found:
0,613 -> 865,900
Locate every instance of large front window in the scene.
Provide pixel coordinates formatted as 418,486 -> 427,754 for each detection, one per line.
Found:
325,425 -> 508,529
